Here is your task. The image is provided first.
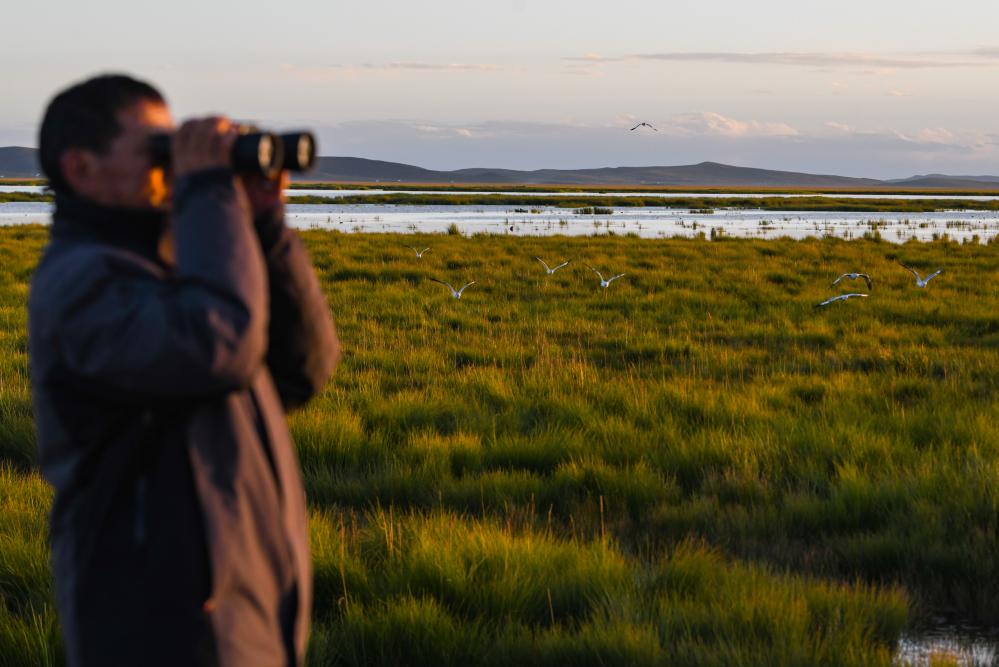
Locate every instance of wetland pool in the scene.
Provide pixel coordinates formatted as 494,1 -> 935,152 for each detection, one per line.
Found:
5,202 -> 996,243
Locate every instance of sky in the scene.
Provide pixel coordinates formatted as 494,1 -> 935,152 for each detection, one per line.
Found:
2,0 -> 998,178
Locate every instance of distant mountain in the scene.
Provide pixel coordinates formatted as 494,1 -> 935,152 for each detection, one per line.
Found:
882,177 -> 999,189
0,147 -> 41,178
305,158 -> 885,187
2,146 -> 997,189
886,173 -> 999,188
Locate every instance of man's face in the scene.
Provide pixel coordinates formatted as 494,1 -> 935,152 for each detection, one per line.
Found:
63,99 -> 175,209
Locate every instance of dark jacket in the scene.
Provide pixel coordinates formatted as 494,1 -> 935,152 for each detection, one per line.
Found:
28,169 -> 339,666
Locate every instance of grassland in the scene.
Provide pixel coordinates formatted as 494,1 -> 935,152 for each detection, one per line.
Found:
285,193 -> 999,213
5,188 -> 999,213
7,177 -> 999,196
0,193 -> 49,204
1,225 -> 997,665
289,181 -> 999,197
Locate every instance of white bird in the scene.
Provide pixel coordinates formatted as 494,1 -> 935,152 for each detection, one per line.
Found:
832,272 -> 873,290
630,122 -> 658,132
430,278 -> 476,299
586,265 -> 626,288
815,293 -> 868,307
899,262 -> 943,288
535,257 -> 570,275
405,245 -> 431,258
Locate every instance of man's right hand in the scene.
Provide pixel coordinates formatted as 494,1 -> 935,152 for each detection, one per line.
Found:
171,116 -> 238,178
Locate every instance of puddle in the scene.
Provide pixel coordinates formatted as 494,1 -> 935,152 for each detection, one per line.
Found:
896,618 -> 999,666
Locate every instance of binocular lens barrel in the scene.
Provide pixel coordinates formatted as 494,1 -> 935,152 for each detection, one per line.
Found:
281,133 -> 316,172
149,130 -> 317,176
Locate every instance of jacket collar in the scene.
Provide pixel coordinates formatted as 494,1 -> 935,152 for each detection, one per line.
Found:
51,191 -> 170,265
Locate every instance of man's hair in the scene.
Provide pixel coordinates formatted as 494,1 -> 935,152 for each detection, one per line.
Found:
38,74 -> 165,193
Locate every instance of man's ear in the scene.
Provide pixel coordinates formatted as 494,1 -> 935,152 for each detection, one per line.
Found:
59,148 -> 98,195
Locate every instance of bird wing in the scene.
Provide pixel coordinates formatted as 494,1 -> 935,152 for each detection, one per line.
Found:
429,278 -> 456,293
553,261 -> 570,271
630,124 -> 641,131
899,262 -> 921,280
925,269 -> 943,283
607,273 -> 626,283
831,274 -> 846,286
535,257 -> 551,271
421,248 -> 431,254
861,274 -> 873,290
585,265 -> 603,280
457,281 -> 476,296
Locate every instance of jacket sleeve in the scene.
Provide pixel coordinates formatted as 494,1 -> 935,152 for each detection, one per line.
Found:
254,206 -> 340,410
54,169 -> 269,400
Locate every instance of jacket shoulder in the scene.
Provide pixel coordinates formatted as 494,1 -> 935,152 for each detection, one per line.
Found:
29,240 -> 166,326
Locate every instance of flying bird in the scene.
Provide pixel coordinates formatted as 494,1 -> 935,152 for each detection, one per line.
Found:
832,272 -> 873,290
586,265 -> 626,288
815,293 -> 868,308
899,262 -> 943,288
535,257 -> 571,275
630,122 -> 658,132
430,278 -> 476,299
405,245 -> 431,258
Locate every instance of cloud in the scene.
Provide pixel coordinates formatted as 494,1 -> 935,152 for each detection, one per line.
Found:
564,50 -> 999,71
821,122 -> 996,153
970,46 -> 999,58
661,112 -> 800,138
310,118 -> 999,178
824,121 -> 854,133
375,62 -> 507,72
280,62 -> 508,80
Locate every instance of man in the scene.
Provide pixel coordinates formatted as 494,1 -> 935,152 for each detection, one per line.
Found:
28,74 -> 339,666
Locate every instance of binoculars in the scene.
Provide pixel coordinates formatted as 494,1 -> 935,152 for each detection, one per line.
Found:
149,128 -> 317,177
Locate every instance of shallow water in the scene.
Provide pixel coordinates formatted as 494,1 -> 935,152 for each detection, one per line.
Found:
895,620 -> 999,666
3,184 -> 999,200
0,185 -> 47,194
3,202 -> 998,243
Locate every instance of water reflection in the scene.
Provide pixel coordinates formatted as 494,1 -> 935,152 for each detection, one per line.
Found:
3,202 -> 999,244
896,619 -> 999,666
3,184 -> 999,201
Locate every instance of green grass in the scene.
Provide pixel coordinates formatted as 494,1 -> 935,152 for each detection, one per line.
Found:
285,193 -> 999,212
0,193 -> 49,204
2,225 -> 998,665
7,189 -> 999,212
288,181 -> 999,198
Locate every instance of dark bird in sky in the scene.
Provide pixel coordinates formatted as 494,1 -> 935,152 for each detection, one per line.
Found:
630,122 -> 658,132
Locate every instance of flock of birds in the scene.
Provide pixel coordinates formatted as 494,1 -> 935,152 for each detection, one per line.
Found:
815,262 -> 943,307
406,244 -> 623,299
407,245 -> 942,305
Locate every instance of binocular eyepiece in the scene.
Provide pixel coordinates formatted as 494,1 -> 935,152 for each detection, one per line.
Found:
149,129 -> 317,178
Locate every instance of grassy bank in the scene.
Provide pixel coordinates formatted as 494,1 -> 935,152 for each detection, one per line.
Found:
6,190 -> 999,212
0,193 -> 49,203
2,226 -> 997,665
5,178 -> 999,196
290,181 -> 999,197
285,192 -> 999,213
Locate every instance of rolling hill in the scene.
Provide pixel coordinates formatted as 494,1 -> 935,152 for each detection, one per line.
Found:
2,146 -> 997,189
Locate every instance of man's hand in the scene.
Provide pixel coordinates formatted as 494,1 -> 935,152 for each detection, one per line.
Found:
171,117 -> 237,178
242,171 -> 289,219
